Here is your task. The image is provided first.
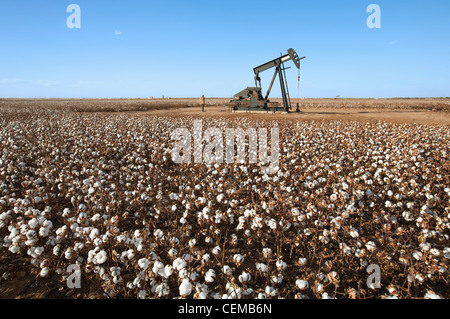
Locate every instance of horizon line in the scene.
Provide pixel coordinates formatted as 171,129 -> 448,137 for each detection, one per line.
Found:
1,97 -> 450,100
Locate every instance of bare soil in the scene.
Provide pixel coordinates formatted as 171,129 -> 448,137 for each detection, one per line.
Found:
131,105 -> 450,126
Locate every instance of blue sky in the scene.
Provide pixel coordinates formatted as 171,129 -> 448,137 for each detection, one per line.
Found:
1,0 -> 449,98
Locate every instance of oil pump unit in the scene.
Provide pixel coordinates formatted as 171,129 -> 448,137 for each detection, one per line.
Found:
231,48 -> 305,112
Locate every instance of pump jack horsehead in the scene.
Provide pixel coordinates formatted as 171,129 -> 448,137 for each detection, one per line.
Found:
230,48 -> 305,113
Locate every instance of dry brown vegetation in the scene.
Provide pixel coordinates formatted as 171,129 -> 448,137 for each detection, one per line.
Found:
290,98 -> 450,112
0,99 -> 449,299
0,98 -> 227,113
1,97 -> 449,113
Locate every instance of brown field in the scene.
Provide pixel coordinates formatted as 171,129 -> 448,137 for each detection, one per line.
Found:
0,98 -> 449,300
1,98 -> 449,125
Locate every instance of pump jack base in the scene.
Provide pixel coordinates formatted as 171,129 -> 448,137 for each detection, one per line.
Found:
232,107 -> 289,114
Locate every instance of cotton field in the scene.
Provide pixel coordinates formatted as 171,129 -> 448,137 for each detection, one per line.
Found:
0,103 -> 449,299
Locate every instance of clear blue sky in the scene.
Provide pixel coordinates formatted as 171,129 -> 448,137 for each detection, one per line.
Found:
1,0 -> 449,98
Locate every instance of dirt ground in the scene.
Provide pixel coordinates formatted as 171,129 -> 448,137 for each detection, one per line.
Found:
1,98 -> 448,125
131,105 -> 450,126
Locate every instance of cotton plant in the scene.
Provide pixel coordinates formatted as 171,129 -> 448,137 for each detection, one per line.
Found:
0,106 -> 449,299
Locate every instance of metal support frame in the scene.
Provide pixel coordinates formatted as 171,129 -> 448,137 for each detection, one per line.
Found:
231,48 -> 305,113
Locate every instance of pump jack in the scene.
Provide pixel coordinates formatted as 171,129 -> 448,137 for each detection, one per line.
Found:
231,48 -> 305,113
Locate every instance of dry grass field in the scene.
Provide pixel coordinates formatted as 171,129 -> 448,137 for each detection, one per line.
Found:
2,97 -> 449,113
0,98 -> 449,299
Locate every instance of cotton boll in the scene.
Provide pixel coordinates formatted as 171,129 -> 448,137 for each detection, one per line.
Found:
257,292 -> 267,299
327,271 -> 340,283
26,229 -> 36,240
138,258 -> 150,270
64,248 -> 74,260
430,248 -> 440,256
202,253 -> 210,263
233,254 -> 244,265
212,246 -> 221,255
110,267 -> 121,277
152,261 -> 164,275
34,246 -> 44,256
316,283 -> 324,292
271,274 -> 283,284
62,208 -> 70,217
298,258 -> 307,266
9,244 -> 20,254
268,218 -> 277,230
39,267 -> 49,278
51,245 -> 60,257
188,238 -> 196,247
136,242 -> 145,252
189,271 -> 199,282
160,265 -> 173,278
322,292 -> 334,299
154,229 -> 164,239
366,241 -> 376,252
56,225 -> 67,237
168,248 -> 178,257
28,218 -> 39,229
349,228 -> 359,238
413,251 -> 423,261
424,291 -> 441,299
276,259 -> 287,271
262,248 -> 272,258
443,247 -> 450,259
25,237 -> 37,246
420,243 -> 431,252
238,271 -> 251,283
95,250 -> 107,264
126,281 -> 136,290
414,274 -> 424,283
179,279 -> 193,297
296,279 -> 309,290
173,257 -> 187,271
205,269 -> 216,283
216,194 -> 224,203
256,263 -> 268,273
125,249 -> 135,260
265,286 -> 276,297
154,282 -> 170,297
138,290 -> 147,299
39,226 -> 50,237
178,268 -> 188,279
222,265 -> 232,276
91,213 -> 101,222
182,254 -> 194,262
195,286 -> 210,299
43,220 -> 52,228
89,228 -> 100,240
